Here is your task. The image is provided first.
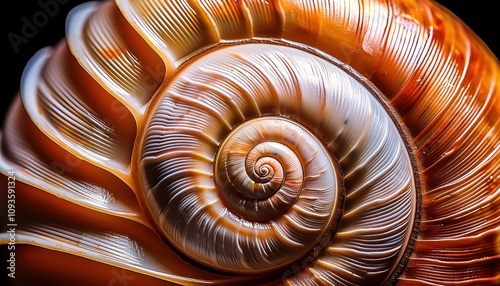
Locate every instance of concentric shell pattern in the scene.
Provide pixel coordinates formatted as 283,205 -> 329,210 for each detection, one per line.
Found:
1,0 -> 499,285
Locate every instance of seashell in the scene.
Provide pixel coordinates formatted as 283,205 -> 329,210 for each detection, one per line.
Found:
1,0 -> 499,285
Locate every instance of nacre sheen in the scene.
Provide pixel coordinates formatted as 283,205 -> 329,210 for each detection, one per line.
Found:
139,44 -> 416,278
1,0 -> 499,285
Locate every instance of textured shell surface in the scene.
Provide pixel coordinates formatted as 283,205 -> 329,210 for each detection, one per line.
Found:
1,0 -> 499,285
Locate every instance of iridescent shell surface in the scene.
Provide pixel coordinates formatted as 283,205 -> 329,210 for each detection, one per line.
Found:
1,0 -> 499,285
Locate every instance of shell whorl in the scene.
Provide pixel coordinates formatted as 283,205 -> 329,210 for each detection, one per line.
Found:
1,0 -> 499,285
139,44 -> 417,280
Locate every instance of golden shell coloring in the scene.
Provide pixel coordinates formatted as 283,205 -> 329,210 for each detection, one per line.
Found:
1,0 -> 499,285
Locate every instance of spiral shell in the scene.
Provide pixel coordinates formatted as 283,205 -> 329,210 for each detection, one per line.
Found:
1,0 -> 499,285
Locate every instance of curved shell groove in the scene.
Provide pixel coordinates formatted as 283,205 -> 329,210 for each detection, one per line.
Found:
139,43 -> 417,279
1,0 -> 499,285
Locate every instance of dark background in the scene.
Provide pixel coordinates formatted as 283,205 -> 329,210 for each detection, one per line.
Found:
0,0 -> 498,127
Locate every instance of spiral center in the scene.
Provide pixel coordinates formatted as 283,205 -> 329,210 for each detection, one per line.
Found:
215,117 -> 339,223
245,147 -> 283,198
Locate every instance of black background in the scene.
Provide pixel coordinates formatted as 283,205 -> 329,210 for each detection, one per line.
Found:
0,0 -> 498,127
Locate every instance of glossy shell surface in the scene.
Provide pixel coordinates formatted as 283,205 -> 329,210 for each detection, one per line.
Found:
1,0 -> 499,285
